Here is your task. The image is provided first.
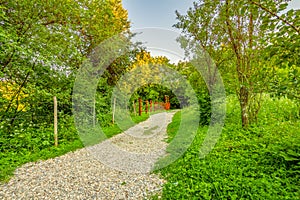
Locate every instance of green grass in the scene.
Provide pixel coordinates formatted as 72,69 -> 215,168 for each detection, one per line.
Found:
0,140 -> 83,183
0,112 -> 150,183
153,95 -> 300,199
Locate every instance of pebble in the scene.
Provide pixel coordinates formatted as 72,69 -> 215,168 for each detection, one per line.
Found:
0,112 -> 176,199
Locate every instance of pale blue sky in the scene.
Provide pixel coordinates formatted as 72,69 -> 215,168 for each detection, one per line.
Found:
123,0 -> 194,30
122,0 -> 300,63
123,0 -> 300,30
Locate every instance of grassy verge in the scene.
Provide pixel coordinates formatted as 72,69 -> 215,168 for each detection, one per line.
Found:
0,140 -> 83,183
153,96 -> 300,199
0,112 -> 150,183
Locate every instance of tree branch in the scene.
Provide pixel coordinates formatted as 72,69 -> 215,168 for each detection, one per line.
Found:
249,0 -> 300,34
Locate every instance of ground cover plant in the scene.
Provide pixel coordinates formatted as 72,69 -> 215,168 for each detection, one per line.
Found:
0,112 -> 150,182
153,95 -> 300,199
1,0 -> 300,198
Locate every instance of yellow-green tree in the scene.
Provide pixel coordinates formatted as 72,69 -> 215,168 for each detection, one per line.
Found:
0,0 -> 130,127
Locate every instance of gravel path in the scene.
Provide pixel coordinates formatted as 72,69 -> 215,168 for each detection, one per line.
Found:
0,111 -> 176,199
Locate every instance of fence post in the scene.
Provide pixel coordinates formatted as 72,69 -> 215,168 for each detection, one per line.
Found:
53,96 -> 58,147
165,95 -> 170,110
133,100 -> 136,116
139,98 -> 142,116
112,97 -> 116,124
164,95 -> 167,110
150,100 -> 152,113
93,99 -> 96,127
145,100 -> 149,114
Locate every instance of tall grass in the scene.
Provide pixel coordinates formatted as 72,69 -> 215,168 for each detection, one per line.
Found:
153,95 -> 300,199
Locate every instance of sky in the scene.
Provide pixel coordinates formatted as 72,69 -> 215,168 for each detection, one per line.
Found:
288,0 -> 300,10
122,0 -> 300,63
122,0 -> 194,30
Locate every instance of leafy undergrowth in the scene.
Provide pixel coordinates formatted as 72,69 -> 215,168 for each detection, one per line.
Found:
153,96 -> 300,199
0,112 -> 150,183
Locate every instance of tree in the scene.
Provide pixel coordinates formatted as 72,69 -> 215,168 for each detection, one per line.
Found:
124,50 -> 171,101
175,0 -> 290,128
0,0 -> 130,129
249,0 -> 300,101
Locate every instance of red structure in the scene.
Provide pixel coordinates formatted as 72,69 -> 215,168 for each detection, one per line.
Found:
138,98 -> 142,116
145,100 -> 149,114
136,95 -> 170,115
164,95 -> 170,110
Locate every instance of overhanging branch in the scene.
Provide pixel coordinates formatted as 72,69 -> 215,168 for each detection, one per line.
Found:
249,0 -> 300,34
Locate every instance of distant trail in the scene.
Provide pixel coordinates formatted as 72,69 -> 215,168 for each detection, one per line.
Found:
0,111 -> 177,199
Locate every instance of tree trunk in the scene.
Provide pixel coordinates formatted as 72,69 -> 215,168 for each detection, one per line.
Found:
239,85 -> 249,128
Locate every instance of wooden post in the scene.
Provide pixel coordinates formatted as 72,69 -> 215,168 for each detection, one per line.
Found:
145,100 -> 149,114
112,97 -> 116,124
164,95 -> 167,110
165,95 -> 170,110
133,101 -> 136,116
150,100 -> 152,113
138,98 -> 142,116
53,96 -> 58,147
93,99 -> 96,127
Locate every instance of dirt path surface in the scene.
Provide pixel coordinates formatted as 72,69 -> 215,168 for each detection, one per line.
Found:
0,111 -> 176,199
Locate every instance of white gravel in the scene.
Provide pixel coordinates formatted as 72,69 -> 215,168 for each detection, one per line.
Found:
0,111 -> 176,199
